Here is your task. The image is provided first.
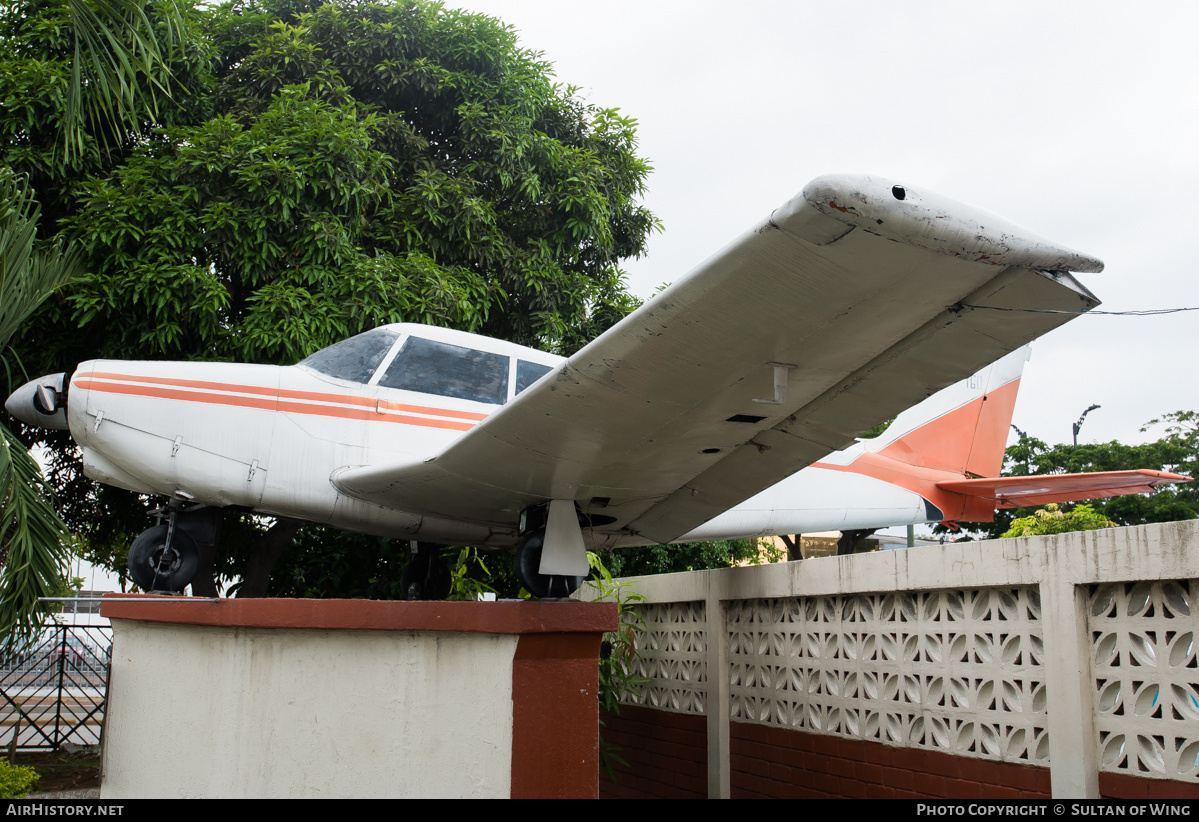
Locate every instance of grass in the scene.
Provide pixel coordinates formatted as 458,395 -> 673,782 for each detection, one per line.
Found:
9,747 -> 100,794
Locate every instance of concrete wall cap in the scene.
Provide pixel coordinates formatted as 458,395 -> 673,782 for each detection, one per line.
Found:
100,594 -> 618,634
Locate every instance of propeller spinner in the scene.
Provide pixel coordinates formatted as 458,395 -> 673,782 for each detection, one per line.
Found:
6,373 -> 68,430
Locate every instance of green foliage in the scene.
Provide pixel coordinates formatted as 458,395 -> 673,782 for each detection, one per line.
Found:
15,0 -> 657,372
2,0 -> 659,594
0,760 -> 38,800
601,538 -> 772,578
1001,503 -> 1116,538
270,530 -> 767,603
0,169 -> 80,646
859,417 -> 894,439
0,0 -> 212,236
588,552 -> 645,715
581,551 -> 646,782
0,169 -> 85,387
443,545 -> 495,601
271,527 -> 413,599
0,426 -> 71,645
58,0 -> 187,159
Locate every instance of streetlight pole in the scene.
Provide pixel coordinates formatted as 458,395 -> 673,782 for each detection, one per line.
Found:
1072,404 -> 1101,447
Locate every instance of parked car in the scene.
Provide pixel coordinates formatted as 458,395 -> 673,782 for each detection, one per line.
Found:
48,638 -> 103,668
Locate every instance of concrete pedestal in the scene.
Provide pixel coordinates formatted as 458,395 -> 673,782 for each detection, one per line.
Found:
99,596 -> 616,798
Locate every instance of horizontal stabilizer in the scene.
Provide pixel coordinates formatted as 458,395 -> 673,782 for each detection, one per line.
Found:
937,470 -> 1191,509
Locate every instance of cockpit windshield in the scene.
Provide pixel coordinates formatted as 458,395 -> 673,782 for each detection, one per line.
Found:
378,337 -> 509,405
298,328 -> 400,383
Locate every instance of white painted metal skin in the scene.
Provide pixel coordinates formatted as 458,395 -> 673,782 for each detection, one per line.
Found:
326,174 -> 1101,550
65,326 -> 561,548
657,346 -> 1031,543
8,174 -> 1106,560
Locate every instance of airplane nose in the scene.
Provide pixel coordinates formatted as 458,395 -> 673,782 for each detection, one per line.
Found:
5,373 -> 68,430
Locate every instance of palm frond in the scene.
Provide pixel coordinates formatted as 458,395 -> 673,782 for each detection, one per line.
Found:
63,0 -> 185,158
0,169 -> 85,373
0,172 -> 82,647
0,426 -> 69,649
0,171 -> 38,298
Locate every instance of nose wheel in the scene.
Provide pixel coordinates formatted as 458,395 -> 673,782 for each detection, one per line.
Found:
127,523 -> 199,592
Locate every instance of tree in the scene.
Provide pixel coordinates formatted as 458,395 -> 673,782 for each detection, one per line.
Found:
58,0 -> 186,159
0,0 -> 189,640
600,539 -> 779,578
3,0 -> 658,595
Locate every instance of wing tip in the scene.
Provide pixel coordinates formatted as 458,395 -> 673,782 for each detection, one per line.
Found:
796,173 -> 1104,274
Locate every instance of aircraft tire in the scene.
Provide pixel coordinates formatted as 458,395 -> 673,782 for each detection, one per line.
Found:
400,546 -> 451,601
127,524 -> 199,593
514,529 -> 584,599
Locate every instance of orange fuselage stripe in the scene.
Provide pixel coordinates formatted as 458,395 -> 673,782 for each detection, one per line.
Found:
75,378 -> 479,432
87,371 -> 490,421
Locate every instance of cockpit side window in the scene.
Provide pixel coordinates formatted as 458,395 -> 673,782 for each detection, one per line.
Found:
298,328 -> 400,383
515,360 -> 554,396
378,337 -> 509,405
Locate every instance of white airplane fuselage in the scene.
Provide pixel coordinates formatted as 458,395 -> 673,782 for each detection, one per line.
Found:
51,322 -> 1014,551
69,326 -> 546,548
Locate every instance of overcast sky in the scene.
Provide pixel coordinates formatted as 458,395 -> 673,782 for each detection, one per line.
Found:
448,0 -> 1199,448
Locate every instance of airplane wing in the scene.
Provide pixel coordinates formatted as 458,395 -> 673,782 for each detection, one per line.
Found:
333,174 -> 1104,545
937,470 -> 1191,509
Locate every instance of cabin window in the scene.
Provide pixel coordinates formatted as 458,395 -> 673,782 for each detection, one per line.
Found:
515,360 -> 554,396
378,337 -> 509,405
299,328 -> 400,383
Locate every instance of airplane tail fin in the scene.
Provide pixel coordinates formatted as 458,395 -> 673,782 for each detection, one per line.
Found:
862,346 -> 1030,478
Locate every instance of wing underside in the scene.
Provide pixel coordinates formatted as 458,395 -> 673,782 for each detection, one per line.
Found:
334,174 -> 1104,546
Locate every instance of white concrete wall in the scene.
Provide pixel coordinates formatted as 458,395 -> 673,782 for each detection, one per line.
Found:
102,623 -> 518,798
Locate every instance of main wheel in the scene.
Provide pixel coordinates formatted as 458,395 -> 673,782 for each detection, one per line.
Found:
400,546 -> 452,601
127,524 -> 199,592
514,529 -> 585,599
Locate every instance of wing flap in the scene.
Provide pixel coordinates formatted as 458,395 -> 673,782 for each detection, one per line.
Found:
938,470 -> 1191,509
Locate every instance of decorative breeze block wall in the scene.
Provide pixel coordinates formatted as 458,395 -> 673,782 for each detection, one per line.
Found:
1091,579 -> 1199,783
724,588 -> 1049,766
624,601 -> 707,715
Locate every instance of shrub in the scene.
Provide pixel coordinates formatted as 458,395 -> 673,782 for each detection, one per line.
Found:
0,761 -> 39,799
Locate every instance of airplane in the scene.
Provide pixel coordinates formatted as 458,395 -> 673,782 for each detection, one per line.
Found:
7,173 -> 1185,598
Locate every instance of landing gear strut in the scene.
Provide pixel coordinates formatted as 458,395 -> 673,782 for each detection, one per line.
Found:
127,502 -> 201,592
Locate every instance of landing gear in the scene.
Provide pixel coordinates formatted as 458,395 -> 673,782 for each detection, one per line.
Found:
127,523 -> 199,592
400,544 -> 451,601
514,528 -> 585,599
127,498 -> 211,592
